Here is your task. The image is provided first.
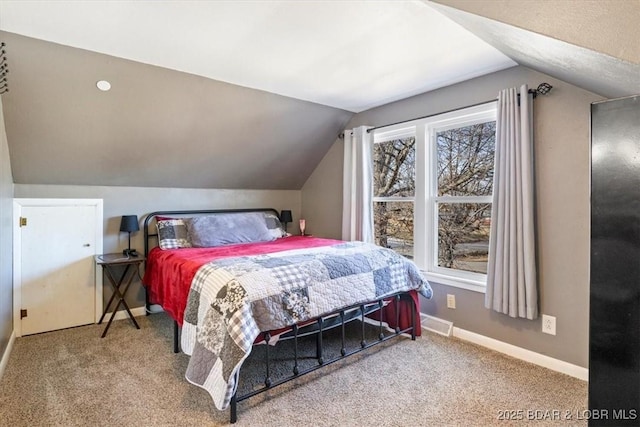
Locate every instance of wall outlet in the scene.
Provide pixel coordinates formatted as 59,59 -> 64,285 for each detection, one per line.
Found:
542,314 -> 556,335
446,294 -> 456,309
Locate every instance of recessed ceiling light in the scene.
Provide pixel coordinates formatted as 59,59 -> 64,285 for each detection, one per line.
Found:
96,80 -> 111,91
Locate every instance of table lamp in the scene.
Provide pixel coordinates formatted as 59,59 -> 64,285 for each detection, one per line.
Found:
120,215 -> 140,256
280,210 -> 292,233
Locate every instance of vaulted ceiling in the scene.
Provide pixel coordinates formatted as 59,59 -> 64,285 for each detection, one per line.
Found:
0,0 -> 638,190
429,1 -> 639,99
0,1 -> 517,113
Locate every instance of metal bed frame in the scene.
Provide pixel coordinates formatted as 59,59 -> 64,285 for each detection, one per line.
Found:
142,208 -> 418,423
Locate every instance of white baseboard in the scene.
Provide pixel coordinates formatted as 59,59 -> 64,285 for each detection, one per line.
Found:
452,326 -> 588,381
102,306 -> 147,322
0,330 -> 16,381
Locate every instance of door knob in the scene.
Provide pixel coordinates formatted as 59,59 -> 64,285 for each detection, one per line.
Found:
83,243 -> 91,247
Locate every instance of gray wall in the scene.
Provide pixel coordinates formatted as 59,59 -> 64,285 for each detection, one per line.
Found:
14,184 -> 301,310
301,65 -> 602,367
300,140 -> 344,240
1,31 -> 353,190
0,97 -> 13,362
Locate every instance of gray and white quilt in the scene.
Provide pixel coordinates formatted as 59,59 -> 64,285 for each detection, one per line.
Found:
180,241 -> 432,410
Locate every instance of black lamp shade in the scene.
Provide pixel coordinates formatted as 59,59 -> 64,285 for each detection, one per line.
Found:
280,210 -> 293,224
120,215 -> 140,233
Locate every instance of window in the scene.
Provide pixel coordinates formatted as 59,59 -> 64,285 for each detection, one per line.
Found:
373,103 -> 497,292
373,134 -> 415,259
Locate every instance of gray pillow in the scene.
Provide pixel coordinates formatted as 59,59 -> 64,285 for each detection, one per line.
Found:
186,212 -> 275,247
263,212 -> 286,239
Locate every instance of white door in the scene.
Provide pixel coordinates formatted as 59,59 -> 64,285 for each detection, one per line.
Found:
16,201 -> 101,335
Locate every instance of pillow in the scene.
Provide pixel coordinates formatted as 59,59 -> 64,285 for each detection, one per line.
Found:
157,218 -> 192,250
186,212 -> 275,247
263,212 -> 287,239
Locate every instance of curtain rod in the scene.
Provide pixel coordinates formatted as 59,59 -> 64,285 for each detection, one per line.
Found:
340,83 -> 552,136
366,99 -> 495,134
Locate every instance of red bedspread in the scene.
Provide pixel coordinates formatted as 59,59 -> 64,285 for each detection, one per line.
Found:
142,235 -> 421,334
143,236 -> 341,325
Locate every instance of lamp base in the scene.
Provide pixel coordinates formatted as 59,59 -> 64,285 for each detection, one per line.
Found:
123,248 -> 139,257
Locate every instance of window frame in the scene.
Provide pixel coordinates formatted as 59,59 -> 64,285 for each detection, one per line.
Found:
373,102 -> 497,293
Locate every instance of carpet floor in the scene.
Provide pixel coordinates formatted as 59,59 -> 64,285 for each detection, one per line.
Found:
0,313 -> 587,426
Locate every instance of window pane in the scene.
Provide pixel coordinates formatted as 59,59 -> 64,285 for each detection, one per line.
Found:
437,122 -> 495,197
437,203 -> 491,274
374,201 -> 414,259
374,137 -> 415,197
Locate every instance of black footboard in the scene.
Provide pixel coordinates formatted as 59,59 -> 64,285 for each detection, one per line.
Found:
166,291 -> 416,423
229,291 -> 416,423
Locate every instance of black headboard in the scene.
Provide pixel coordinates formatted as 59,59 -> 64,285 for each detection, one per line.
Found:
143,208 -> 281,257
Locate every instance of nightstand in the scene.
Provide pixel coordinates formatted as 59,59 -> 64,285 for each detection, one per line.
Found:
95,253 -> 145,338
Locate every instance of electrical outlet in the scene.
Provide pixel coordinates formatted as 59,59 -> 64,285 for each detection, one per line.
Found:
542,314 -> 556,335
446,294 -> 456,309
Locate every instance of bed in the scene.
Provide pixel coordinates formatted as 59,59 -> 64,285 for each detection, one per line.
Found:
141,208 -> 432,423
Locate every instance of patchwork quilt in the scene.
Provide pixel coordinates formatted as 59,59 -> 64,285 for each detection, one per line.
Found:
180,241 -> 432,410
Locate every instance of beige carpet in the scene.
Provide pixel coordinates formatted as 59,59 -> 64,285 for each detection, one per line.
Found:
0,313 -> 587,426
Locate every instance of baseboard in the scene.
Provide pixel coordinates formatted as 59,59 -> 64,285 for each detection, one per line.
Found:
452,326 -> 588,381
102,306 -> 147,322
0,330 -> 16,381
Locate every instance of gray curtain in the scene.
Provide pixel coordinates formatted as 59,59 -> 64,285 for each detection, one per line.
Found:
342,125 -> 374,242
485,84 -> 538,319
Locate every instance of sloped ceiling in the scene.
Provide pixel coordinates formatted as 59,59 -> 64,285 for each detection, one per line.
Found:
429,1 -> 640,99
0,31 -> 353,189
432,0 -> 640,65
0,0 -> 519,190
0,1 -> 637,190
0,1 -> 516,113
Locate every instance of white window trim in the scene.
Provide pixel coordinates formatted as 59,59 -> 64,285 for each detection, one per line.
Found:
373,102 -> 497,293
422,270 -> 487,293
372,196 -> 415,203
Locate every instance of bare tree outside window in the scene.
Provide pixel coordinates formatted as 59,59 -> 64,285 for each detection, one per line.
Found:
372,117 -> 495,274
438,202 -> 491,272
373,137 -> 415,258
371,103 -> 496,288
436,122 -> 495,273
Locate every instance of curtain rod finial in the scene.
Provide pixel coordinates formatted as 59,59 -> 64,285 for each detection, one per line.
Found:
529,82 -> 553,98
536,82 -> 553,95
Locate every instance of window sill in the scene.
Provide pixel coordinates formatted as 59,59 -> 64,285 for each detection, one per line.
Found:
422,271 -> 486,294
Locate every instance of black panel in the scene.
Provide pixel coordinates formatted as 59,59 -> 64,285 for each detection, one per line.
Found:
590,96 -> 640,426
